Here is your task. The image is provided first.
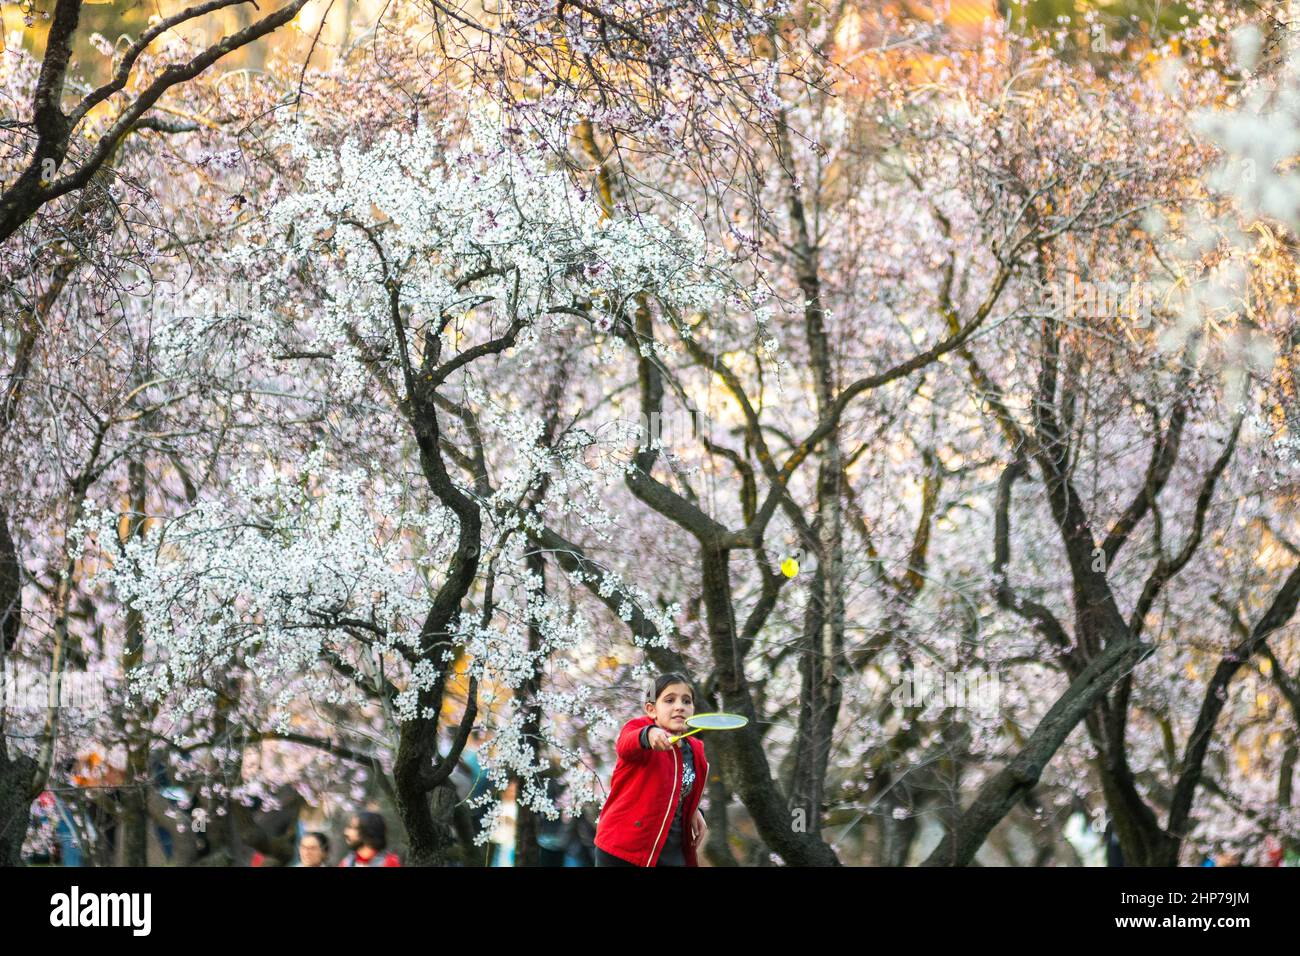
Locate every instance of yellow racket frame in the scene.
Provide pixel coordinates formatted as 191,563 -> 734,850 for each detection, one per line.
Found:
668,711 -> 749,743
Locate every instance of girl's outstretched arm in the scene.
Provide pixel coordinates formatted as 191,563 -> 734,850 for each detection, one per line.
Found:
615,720 -> 654,763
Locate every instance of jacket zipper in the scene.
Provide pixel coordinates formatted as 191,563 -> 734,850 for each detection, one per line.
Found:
644,742 -> 680,866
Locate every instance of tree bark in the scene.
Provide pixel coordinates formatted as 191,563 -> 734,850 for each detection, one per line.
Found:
0,507 -> 19,657
117,452 -> 150,866
0,748 -> 39,866
922,633 -> 1145,866
513,549 -> 547,867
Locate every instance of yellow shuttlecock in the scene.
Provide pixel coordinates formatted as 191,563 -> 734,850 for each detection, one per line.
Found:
780,556 -> 799,578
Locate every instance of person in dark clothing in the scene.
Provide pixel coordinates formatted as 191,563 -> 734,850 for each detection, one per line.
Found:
1105,819 -> 1124,867
339,811 -> 401,867
564,808 -> 597,866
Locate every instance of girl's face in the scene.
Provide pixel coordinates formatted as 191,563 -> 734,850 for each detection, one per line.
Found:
645,682 -> 695,736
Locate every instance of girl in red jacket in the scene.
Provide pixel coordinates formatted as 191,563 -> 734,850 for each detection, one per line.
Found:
594,672 -> 709,867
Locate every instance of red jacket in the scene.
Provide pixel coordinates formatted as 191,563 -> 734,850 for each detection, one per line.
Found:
594,715 -> 709,867
338,849 -> 401,867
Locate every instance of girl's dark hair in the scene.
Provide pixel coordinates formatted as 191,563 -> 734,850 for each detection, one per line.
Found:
355,811 -> 388,851
303,831 -> 330,853
645,672 -> 695,704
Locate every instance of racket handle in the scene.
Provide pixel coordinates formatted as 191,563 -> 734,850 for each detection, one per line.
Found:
669,727 -> 702,744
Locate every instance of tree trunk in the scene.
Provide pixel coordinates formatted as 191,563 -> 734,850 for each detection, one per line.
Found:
0,506 -> 19,656
922,634 -> 1145,866
702,776 -> 738,866
879,787 -> 920,867
117,453 -> 150,866
514,549 -> 547,868
700,546 -> 840,865
0,748 -> 38,866
394,718 -> 455,866
0,506 -> 34,865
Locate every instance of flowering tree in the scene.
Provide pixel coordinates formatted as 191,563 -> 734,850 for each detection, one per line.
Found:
915,2 -> 1300,866
0,0 -> 328,865
0,0 -> 314,243
6,0 -> 1300,869
73,102 -> 761,863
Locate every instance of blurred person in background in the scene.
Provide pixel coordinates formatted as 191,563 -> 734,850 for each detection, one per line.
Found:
295,831 -> 330,867
340,811 -> 401,867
